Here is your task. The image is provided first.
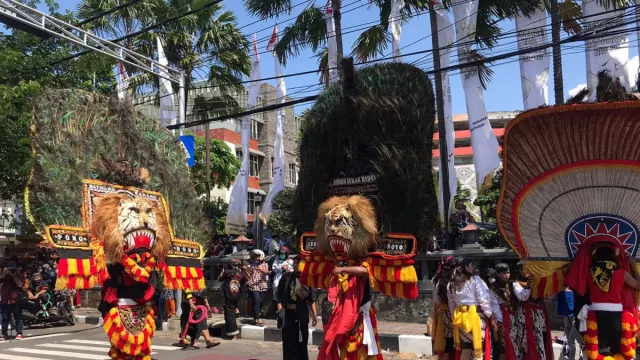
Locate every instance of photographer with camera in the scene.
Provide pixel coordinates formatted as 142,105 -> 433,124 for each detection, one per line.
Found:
0,262 -> 25,340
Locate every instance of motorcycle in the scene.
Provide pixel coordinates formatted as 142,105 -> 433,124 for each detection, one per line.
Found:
21,290 -> 76,327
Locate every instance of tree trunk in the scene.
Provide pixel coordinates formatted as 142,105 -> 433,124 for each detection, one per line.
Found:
428,2 -> 452,249
549,0 -> 564,105
332,0 -> 344,80
205,121 -> 211,203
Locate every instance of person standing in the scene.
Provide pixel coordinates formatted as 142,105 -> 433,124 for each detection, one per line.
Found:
164,288 -> 176,319
178,291 -> 219,349
450,200 -> 472,248
275,257 -> 317,360
0,262 -> 24,340
432,256 -> 457,360
246,250 -> 270,326
448,257 -> 494,360
219,260 -> 245,339
272,247 -> 293,329
488,264 -> 515,360
557,287 -> 580,360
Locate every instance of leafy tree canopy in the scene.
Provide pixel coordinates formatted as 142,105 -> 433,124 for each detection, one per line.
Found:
190,135 -> 240,196
267,188 -> 296,241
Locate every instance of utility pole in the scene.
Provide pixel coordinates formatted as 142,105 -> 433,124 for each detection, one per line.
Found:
549,0 -> 564,105
428,2 -> 452,249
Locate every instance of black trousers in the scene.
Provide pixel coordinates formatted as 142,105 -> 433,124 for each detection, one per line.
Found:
223,298 -> 239,337
594,310 -> 622,355
282,309 -> 309,360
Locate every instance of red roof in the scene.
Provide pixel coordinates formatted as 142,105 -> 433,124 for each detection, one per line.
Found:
433,128 -> 505,141
432,146 -> 503,158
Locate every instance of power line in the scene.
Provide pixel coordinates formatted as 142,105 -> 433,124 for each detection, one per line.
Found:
75,0 -> 145,27
49,0 -> 223,66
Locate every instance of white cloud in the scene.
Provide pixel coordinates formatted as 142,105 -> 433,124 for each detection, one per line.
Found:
568,83 -> 587,97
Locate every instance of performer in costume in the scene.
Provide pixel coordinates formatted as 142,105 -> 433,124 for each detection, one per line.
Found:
298,195 -> 419,360
495,100 -> 640,360
447,257 -> 493,360
432,256 -> 456,360
44,179 -> 206,360
567,244 -> 640,360
488,263 -> 514,360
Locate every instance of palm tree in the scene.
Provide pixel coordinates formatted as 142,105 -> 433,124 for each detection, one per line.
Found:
191,94 -> 241,202
77,0 -> 250,107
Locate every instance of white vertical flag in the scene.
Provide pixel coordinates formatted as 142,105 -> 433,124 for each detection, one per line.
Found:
389,0 -> 404,62
156,35 -> 177,127
515,2 -> 549,109
225,35 -> 261,235
260,26 -> 287,223
583,0 -> 630,100
452,0 -> 500,193
324,5 -> 339,83
116,62 -> 129,101
434,2 -> 457,223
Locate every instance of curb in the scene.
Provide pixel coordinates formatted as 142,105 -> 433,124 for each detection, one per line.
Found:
73,315 -> 567,359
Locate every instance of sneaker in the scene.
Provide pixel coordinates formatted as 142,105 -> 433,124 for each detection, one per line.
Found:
15,334 -> 23,340
0,336 -> 7,341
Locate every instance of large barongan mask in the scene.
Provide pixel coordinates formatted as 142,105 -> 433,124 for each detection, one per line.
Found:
92,194 -> 171,264
314,195 -> 378,260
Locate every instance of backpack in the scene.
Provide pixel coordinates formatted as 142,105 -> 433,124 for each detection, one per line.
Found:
294,278 -> 311,301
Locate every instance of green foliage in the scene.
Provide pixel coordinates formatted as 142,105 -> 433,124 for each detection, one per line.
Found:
474,170 -> 503,248
190,136 -> 240,196
27,89 -> 209,243
295,63 -> 437,249
267,188 -> 296,240
201,198 -> 228,236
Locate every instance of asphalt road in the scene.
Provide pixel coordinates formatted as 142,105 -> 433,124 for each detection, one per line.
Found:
0,323 -> 416,360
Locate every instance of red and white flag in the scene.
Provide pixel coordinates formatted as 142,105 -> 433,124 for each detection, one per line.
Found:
116,62 -> 129,101
266,26 -> 278,52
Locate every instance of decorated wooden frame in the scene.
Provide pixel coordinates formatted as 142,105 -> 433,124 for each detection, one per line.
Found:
497,102 -> 640,298
298,232 -> 419,299
46,179 -> 204,291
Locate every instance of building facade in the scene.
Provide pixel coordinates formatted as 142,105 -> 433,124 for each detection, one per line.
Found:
135,82 -> 299,222
432,111 -> 519,213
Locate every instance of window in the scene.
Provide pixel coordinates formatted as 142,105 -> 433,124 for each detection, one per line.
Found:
288,164 -> 297,185
270,157 -> 274,179
248,192 -> 257,215
235,152 -> 259,177
295,116 -> 301,134
251,119 -> 259,139
250,155 -> 259,177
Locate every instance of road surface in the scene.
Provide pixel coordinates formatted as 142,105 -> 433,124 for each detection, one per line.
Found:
0,323 -> 417,360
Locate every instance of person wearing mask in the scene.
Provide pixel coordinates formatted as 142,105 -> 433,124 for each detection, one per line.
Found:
178,291 -> 219,349
245,250 -> 270,326
432,256 -> 457,360
25,273 -> 49,315
448,257 -> 493,360
272,247 -> 293,329
275,257 -> 317,360
0,262 -> 25,340
219,260 -> 245,339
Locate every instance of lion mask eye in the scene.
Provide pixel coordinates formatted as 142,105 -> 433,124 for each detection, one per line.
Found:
130,207 -> 140,214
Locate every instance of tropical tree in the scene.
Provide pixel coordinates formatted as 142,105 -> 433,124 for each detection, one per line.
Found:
190,94 -> 241,201
77,0 -> 251,103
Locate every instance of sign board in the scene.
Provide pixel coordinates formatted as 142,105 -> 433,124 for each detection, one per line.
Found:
179,135 -> 195,167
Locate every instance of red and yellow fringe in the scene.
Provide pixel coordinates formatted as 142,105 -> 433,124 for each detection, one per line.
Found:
122,253 -> 156,283
339,306 -> 383,360
584,310 -> 636,360
531,268 -> 565,299
103,306 -> 155,357
163,266 -> 205,291
299,257 -> 419,300
55,257 -> 106,290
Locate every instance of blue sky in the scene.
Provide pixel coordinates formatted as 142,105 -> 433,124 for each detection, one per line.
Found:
25,0 -> 640,115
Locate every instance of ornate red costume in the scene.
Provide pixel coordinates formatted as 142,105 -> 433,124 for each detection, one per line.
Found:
46,180 -> 204,360
299,195 -> 418,360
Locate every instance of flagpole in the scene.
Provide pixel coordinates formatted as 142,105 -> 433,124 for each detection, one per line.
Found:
178,70 -> 186,137
429,2 -> 452,248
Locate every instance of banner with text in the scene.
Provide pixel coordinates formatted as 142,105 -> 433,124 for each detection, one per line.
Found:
583,1 -> 630,101
157,35 -> 177,127
452,0 -> 500,193
515,3 -> 549,109
225,35 -> 261,234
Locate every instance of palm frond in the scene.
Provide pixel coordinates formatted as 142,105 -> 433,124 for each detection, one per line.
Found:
565,87 -> 589,104
314,47 -> 330,86
351,25 -> 391,63
557,0 -> 582,35
465,50 -> 494,90
274,6 -> 327,66
243,0 -> 292,19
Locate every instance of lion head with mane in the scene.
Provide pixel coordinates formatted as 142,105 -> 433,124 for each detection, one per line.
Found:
314,195 -> 377,260
92,194 -> 171,264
